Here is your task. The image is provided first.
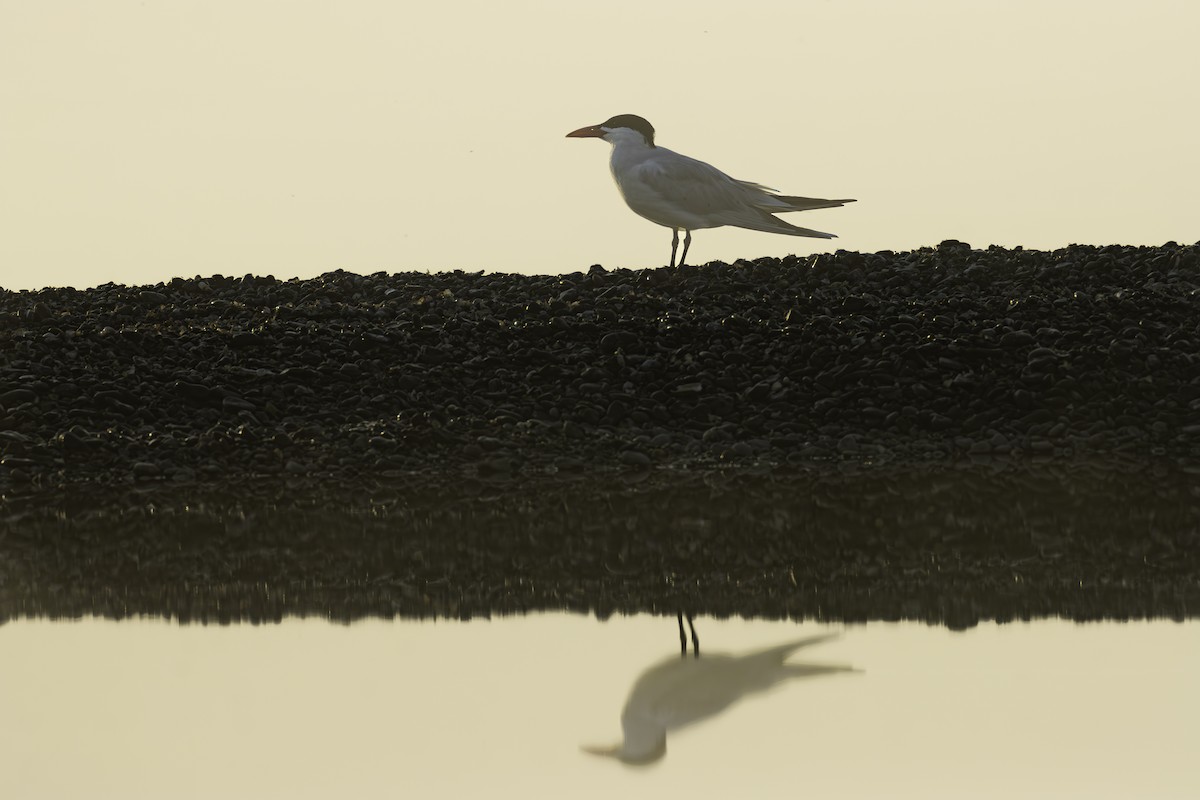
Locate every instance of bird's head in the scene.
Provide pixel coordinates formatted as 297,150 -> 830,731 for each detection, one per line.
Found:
566,114 -> 655,148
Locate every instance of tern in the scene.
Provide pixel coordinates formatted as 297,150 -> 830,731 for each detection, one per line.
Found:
567,114 -> 855,267
582,628 -> 858,766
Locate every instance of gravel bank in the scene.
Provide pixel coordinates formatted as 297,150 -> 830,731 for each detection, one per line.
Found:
2,241 -> 1199,494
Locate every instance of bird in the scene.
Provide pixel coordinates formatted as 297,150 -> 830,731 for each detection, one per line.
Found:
566,114 -> 855,268
582,628 -> 858,766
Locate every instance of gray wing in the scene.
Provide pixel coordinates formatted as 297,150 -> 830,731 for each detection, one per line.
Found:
632,152 -> 848,237
632,152 -> 774,218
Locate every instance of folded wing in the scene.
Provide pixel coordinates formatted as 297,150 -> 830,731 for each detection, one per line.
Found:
631,153 -> 853,238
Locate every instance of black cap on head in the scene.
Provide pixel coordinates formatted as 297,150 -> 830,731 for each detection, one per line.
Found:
601,114 -> 655,147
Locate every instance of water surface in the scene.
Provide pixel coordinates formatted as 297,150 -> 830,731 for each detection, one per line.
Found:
2,615 -> 1195,799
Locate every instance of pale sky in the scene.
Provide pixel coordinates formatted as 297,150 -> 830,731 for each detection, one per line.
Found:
1,616 -> 1197,799
2,1 -> 1198,291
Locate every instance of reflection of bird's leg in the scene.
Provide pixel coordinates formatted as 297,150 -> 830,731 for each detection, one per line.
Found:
679,230 -> 692,268
669,229 -> 680,268
677,613 -> 700,659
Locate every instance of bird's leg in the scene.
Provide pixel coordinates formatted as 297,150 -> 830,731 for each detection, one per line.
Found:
677,612 -> 687,658
679,230 -> 692,268
687,613 -> 699,659
669,229 -> 680,269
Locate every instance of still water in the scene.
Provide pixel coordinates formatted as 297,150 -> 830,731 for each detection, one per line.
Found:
1,614 -> 1195,799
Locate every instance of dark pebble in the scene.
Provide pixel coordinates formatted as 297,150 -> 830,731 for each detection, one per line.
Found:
132,461 -> 161,478
1001,330 -> 1036,347
1,456 -> 36,468
726,442 -> 754,458
619,450 -> 651,466
600,330 -> 639,353
1,389 -> 37,406
222,397 -> 257,412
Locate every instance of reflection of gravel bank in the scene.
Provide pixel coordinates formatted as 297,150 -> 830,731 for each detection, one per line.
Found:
2,464 -> 1197,626
2,242 -> 1200,495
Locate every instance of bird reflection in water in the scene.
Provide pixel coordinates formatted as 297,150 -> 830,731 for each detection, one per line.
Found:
583,614 -> 857,766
